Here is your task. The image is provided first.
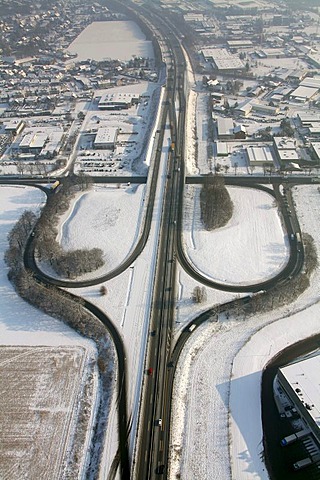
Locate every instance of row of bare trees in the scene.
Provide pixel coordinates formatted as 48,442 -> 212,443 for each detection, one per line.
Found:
5,208 -> 116,477
34,175 -> 104,279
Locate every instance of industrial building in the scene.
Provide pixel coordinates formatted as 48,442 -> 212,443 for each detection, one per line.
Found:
3,119 -> 25,135
275,354 -> 320,446
311,143 -> 320,162
17,127 -> 64,157
273,136 -> 300,168
216,117 -> 234,139
290,86 -> 319,103
201,48 -> 245,72
98,92 -> 140,110
93,127 -> 118,149
216,141 -> 229,157
246,146 -> 274,166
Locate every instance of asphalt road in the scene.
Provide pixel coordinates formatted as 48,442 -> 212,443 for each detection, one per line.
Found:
4,2 -> 314,479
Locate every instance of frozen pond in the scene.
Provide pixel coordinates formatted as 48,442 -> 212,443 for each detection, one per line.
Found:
67,21 -> 154,62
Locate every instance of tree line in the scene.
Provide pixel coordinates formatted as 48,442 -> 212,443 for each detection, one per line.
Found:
200,174 -> 233,230
35,174 -> 104,279
5,205 -> 116,477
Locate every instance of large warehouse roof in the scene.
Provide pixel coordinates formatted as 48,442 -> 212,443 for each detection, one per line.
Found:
280,354 -> 320,430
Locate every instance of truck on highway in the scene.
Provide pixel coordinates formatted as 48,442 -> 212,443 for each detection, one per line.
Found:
281,430 -> 307,446
293,457 -> 312,470
188,324 -> 196,332
50,180 -> 60,190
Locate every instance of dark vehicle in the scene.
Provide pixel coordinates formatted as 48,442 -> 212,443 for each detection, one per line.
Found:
156,464 -> 165,475
147,368 -> 153,376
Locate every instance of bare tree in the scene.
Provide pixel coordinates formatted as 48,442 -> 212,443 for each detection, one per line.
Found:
192,286 -> 207,303
100,285 -> 107,296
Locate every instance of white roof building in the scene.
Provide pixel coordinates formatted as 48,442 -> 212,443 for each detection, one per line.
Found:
216,141 -> 229,156
216,117 -> 234,138
246,146 -> 274,166
298,113 -> 320,126
278,354 -> 320,443
290,86 -> 319,103
98,92 -> 140,110
274,137 -> 297,150
18,127 -> 64,156
312,143 -> 320,162
94,127 -> 118,149
201,48 -> 245,71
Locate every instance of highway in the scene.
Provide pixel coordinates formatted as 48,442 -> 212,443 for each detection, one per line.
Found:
3,2 -> 312,479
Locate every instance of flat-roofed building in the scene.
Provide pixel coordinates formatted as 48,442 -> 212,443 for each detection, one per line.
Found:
251,102 -> 280,116
309,126 -> 320,136
3,119 -> 25,135
94,127 -> 118,150
216,117 -> 234,139
298,112 -> 320,127
18,127 -> 64,157
278,149 -> 300,162
98,92 -> 140,110
312,143 -> 320,162
216,141 -> 229,157
300,77 -> 320,90
274,136 -> 300,167
290,86 -> 319,103
246,146 -> 274,166
227,40 -> 253,49
276,354 -> 320,445
201,47 -> 245,72
274,137 -> 297,151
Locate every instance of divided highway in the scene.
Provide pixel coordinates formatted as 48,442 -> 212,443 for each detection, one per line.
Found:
4,1 -> 310,479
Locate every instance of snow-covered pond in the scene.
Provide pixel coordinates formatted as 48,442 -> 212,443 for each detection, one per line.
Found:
67,21 -> 154,62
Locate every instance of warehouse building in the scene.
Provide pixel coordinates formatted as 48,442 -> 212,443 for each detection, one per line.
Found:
93,127 -> 118,150
216,117 -> 234,139
201,48 -> 245,72
246,146 -> 274,166
276,354 -> 320,446
311,143 -> 320,162
273,136 -> 300,168
18,127 -> 64,157
290,86 -> 319,103
98,92 -> 140,110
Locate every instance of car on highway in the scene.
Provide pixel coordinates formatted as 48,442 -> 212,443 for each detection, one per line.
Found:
156,464 -> 165,475
147,368 -> 153,376
156,418 -> 162,427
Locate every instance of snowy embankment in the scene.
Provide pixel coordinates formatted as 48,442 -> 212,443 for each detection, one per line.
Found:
169,185 -> 320,480
0,186 -> 99,480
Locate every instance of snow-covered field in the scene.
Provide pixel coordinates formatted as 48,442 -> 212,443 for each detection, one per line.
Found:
0,345 -> 95,480
60,184 -> 145,272
168,185 -> 320,480
67,21 -> 154,62
183,185 -> 289,285
0,186 -> 98,479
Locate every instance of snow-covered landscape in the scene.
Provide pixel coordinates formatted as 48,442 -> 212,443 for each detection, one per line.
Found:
1,2 -> 320,479
0,186 -> 98,479
67,21 -> 154,62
